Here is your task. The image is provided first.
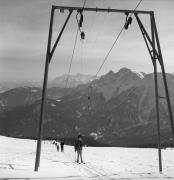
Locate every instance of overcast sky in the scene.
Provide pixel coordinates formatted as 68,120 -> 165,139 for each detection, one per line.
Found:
1,0 -> 174,82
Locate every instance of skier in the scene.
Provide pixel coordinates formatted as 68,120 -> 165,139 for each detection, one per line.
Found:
74,134 -> 84,163
60,140 -> 64,152
53,141 -> 59,152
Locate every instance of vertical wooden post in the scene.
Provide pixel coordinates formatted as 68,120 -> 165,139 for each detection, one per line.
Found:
151,12 -> 174,141
151,12 -> 162,172
34,8 -> 72,172
153,60 -> 162,172
34,6 -> 55,171
135,12 -> 163,172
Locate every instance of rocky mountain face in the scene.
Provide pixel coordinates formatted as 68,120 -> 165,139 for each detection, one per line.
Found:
0,87 -> 74,111
91,68 -> 141,100
0,87 -> 41,112
0,68 -> 174,147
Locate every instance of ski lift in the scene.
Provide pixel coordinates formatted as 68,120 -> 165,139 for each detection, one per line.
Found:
124,12 -> 132,30
76,10 -> 84,29
87,95 -> 90,100
87,85 -> 93,105
60,8 -> 64,13
76,10 -> 86,40
79,11 -> 83,28
81,31 -> 85,40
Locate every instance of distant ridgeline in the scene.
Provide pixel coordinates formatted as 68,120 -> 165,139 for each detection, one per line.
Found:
0,68 -> 174,148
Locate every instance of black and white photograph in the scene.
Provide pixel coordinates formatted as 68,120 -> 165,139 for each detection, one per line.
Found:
0,0 -> 174,179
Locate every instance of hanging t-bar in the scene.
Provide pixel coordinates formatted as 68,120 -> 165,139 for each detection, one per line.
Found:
53,5 -> 152,15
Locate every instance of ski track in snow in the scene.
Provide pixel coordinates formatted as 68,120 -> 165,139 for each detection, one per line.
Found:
0,136 -> 174,180
64,151 -> 111,179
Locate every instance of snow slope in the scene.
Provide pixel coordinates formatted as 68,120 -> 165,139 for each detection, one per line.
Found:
0,136 -> 174,179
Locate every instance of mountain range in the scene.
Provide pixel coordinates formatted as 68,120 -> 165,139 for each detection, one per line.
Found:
0,74 -> 94,93
0,67 -> 174,147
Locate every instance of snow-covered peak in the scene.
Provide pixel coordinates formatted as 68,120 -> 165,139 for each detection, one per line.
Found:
133,71 -> 146,79
50,74 -> 95,88
118,67 -> 132,74
118,68 -> 144,79
106,70 -> 114,76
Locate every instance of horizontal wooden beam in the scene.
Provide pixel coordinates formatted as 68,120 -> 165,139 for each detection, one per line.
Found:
53,5 -> 152,15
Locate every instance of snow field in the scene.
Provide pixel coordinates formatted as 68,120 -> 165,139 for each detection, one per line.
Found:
0,136 -> 174,179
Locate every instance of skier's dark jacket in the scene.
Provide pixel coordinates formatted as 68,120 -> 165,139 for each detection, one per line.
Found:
74,139 -> 83,151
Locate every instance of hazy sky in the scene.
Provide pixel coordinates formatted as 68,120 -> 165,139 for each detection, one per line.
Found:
1,0 -> 174,82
